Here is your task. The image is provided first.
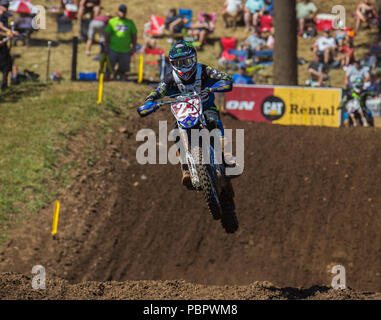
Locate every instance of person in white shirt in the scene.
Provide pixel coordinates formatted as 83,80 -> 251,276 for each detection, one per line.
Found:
312,28 -> 337,64
222,0 -> 243,29
344,59 -> 371,88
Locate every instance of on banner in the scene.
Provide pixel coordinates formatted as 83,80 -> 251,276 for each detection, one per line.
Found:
225,85 -> 342,128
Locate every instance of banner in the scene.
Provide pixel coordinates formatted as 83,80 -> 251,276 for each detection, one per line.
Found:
225,85 -> 342,128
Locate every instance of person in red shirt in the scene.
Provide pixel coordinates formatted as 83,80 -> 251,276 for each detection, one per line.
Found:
85,14 -> 111,55
78,0 -> 101,34
339,38 -> 355,68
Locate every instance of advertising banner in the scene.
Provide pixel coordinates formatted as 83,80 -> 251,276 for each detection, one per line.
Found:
225,85 -> 342,128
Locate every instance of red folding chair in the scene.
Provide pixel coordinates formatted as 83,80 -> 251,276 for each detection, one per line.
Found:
144,15 -> 165,37
315,14 -> 335,32
144,47 -> 165,66
259,15 -> 273,33
220,37 -> 237,62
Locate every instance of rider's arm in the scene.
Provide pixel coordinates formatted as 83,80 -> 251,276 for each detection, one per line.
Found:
0,21 -> 10,33
145,77 -> 171,101
138,76 -> 173,117
205,66 -> 233,92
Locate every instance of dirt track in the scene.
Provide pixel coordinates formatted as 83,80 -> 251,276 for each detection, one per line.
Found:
1,272 -> 379,300
1,107 -> 381,299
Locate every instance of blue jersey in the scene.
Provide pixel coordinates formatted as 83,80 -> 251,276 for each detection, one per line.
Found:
146,64 -> 233,109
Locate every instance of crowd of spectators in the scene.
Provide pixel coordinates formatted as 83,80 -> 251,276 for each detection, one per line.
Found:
2,0 -> 381,94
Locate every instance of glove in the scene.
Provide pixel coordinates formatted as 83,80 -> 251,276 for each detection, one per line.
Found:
137,100 -> 159,117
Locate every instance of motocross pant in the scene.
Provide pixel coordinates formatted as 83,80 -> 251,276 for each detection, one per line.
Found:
174,106 -> 234,173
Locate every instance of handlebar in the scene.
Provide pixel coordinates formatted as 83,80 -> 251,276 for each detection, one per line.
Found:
137,80 -> 232,118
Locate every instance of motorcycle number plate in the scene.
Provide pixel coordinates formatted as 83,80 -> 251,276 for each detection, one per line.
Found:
171,97 -> 201,122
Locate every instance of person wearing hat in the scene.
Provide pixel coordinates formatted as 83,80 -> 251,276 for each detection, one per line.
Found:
313,28 -> 337,65
104,4 -> 137,81
344,59 -> 371,89
232,63 -> 255,84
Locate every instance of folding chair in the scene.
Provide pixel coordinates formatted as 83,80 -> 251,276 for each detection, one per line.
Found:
259,15 -> 273,33
228,49 -> 249,62
144,15 -> 165,37
253,50 -> 274,66
179,8 -> 193,28
198,12 -> 217,32
219,37 -> 239,69
143,47 -> 166,81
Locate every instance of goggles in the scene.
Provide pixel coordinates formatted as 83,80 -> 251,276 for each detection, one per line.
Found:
170,56 -> 196,69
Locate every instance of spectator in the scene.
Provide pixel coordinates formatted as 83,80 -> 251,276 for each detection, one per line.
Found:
264,0 -> 274,15
244,0 -> 266,33
242,28 -> 266,54
78,0 -> 101,33
307,54 -> 329,87
0,0 -> 18,88
222,0 -> 244,29
313,28 -> 337,65
355,0 -> 377,34
368,68 -> 381,96
344,59 -> 371,88
13,12 -> 34,44
335,21 -> 347,46
165,8 -> 189,35
187,13 -> 214,47
266,28 -> 274,49
296,0 -> 318,36
86,13 -> 111,55
363,37 -> 381,70
232,63 -> 255,84
60,0 -> 78,11
105,4 -> 137,81
338,38 -> 355,68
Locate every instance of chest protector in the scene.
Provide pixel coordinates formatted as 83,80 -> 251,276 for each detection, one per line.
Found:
172,64 -> 205,98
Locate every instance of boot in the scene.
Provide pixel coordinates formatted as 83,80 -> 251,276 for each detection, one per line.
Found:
181,164 -> 192,188
220,137 -> 241,178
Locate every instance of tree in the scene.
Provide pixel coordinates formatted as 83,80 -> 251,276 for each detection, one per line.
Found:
273,0 -> 298,85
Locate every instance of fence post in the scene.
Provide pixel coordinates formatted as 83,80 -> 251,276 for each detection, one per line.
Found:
71,36 -> 78,81
138,54 -> 144,83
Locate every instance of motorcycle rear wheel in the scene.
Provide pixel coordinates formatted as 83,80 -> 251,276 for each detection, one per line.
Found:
220,186 -> 239,234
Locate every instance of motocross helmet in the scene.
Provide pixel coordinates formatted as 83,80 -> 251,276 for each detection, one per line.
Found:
352,76 -> 364,93
169,40 -> 197,81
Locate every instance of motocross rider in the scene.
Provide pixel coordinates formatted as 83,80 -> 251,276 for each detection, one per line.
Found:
340,76 -> 374,127
137,40 -> 236,187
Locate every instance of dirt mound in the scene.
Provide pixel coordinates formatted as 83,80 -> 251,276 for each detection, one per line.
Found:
1,272 -> 379,300
1,107 -> 381,293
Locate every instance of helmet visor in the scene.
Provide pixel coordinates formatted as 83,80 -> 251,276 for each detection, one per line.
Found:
171,56 -> 197,69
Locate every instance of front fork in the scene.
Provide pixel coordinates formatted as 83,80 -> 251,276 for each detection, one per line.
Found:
177,126 -> 228,192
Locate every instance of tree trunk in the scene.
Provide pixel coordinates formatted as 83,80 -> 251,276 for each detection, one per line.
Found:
273,0 -> 298,85
375,0 -> 381,12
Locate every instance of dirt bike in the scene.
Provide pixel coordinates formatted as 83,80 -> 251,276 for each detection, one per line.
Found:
137,82 -> 239,233
340,89 -> 375,127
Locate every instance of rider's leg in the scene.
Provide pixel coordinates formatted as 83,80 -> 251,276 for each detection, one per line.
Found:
349,113 -> 358,127
203,108 -> 240,173
358,109 -> 369,127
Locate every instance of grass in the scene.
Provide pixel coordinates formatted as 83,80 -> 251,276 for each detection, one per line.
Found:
0,81 -> 145,242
